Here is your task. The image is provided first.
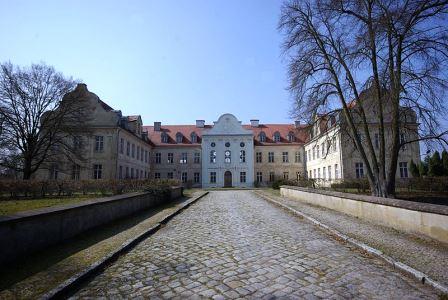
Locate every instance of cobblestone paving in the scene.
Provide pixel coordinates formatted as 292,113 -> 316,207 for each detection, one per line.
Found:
73,191 -> 437,299
257,189 -> 448,286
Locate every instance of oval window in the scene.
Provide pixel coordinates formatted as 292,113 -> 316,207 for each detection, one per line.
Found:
225,142 -> 230,147
211,142 -> 216,147
240,142 -> 245,147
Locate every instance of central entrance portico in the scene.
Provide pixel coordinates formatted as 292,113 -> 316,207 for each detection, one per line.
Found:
224,171 -> 232,187
201,113 -> 254,188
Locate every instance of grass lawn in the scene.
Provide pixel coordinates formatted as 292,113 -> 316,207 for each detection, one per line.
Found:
0,195 -> 99,216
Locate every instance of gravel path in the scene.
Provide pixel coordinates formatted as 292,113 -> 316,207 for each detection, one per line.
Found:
257,189 -> 448,287
72,191 -> 438,299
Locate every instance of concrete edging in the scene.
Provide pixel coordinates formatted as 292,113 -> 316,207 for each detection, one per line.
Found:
41,191 -> 209,300
254,191 -> 448,295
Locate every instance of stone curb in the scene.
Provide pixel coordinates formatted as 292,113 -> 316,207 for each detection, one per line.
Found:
41,191 -> 209,300
254,191 -> 448,295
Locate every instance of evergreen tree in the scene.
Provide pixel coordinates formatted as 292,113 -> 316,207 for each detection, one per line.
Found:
419,156 -> 429,176
409,160 -> 420,177
442,150 -> 448,176
428,151 -> 444,176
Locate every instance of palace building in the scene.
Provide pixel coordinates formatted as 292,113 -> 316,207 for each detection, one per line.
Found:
35,84 -> 420,187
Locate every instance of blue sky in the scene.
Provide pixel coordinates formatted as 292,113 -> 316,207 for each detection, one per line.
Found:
0,0 -> 292,125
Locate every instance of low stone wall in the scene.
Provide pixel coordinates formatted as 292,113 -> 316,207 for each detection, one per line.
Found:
0,186 -> 183,266
280,186 -> 448,244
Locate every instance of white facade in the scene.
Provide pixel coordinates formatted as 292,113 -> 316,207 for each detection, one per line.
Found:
201,114 -> 254,188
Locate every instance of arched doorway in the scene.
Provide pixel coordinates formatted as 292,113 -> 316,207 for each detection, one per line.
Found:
224,171 -> 232,188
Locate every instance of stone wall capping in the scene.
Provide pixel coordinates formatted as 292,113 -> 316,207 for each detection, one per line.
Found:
280,185 -> 448,216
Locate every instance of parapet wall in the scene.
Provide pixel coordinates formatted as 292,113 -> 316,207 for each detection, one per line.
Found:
280,186 -> 448,243
0,186 -> 183,266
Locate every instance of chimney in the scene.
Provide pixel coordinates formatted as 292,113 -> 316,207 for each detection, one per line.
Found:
250,119 -> 259,127
154,122 -> 161,131
295,120 -> 301,128
196,120 -> 205,128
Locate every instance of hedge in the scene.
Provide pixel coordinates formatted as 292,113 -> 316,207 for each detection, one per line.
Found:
0,179 -> 181,200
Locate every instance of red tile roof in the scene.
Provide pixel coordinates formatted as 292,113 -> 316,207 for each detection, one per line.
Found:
143,124 -> 309,146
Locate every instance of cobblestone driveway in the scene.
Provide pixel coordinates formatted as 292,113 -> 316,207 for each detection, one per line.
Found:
73,191 -> 437,299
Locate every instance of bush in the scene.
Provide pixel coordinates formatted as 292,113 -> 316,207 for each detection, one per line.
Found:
331,179 -> 370,193
0,178 -> 182,200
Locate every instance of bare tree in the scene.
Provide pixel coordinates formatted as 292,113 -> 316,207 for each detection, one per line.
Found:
279,0 -> 448,197
0,62 -> 89,179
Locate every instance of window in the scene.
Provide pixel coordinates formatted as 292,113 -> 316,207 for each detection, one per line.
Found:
399,162 -> 408,178
126,141 -> 130,156
118,165 -> 123,179
332,137 -> 337,152
224,150 -> 231,163
240,142 -> 245,147
167,153 -> 174,164
283,172 -> 289,180
259,132 -> 266,142
328,166 -> 332,180
210,150 -> 216,163
180,152 -> 187,164
144,150 -> 148,163
74,136 -> 82,150
296,172 -> 301,180
318,168 -> 321,179
313,146 -> 316,160
268,152 -> 274,163
194,172 -> 200,183
374,133 -> 379,149
131,168 -> 134,178
137,146 -> 140,160
140,170 -> 143,178
309,170 -> 312,178
126,167 -> 129,178
321,143 -> 325,157
93,164 -> 102,179
194,152 -> 201,164
316,145 -> 320,158
282,152 -> 289,163
323,167 -> 326,179
308,150 -> 311,161
49,164 -> 59,180
141,148 -> 144,161
400,132 -> 406,150
176,132 -> 183,143
335,164 -> 339,179
240,172 -> 246,183
295,151 -> 301,163
273,131 -> 281,142
191,132 -> 197,143
181,172 -> 187,183
210,172 -> 216,183
131,143 -> 135,158
161,132 -> 168,143
136,169 -> 139,179
256,152 -> 262,163
355,162 -> 364,178
225,142 -> 230,147
256,172 -> 263,183
154,172 -> 161,179
313,169 -> 316,178
240,150 -> 246,163
95,136 -> 104,152
269,172 -> 275,182
155,153 -> 161,164
288,132 -> 295,142
167,172 -> 173,179
72,164 -> 80,180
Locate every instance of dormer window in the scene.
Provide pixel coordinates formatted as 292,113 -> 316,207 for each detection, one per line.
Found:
161,132 -> 168,143
259,132 -> 266,142
273,131 -> 281,142
191,132 -> 197,143
176,132 -> 183,143
287,131 -> 295,142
